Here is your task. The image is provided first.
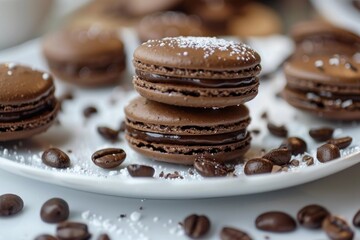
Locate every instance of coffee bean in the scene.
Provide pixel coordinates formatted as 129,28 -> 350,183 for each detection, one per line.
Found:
280,137 -> 307,155
0,194 -> 24,216
255,211 -> 296,232
83,106 -> 98,118
40,198 -> 69,223
34,234 -> 57,240
297,204 -> 330,229
56,221 -> 91,240
322,216 -> 354,240
244,158 -> 273,175
263,148 -> 291,165
317,144 -> 340,163
127,164 -> 155,177
353,210 -> 360,228
42,148 -> 70,169
97,126 -> 119,142
327,137 -> 352,149
97,233 -> 110,240
91,148 -> 126,169
309,127 -> 334,142
220,227 -> 252,240
302,155 -> 314,166
194,158 -> 230,177
290,159 -> 300,167
267,122 -> 288,137
183,214 -> 210,238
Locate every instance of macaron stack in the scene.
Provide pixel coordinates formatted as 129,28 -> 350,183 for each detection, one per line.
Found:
125,37 -> 261,165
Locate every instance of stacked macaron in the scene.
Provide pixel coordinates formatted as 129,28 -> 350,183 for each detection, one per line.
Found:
282,21 -> 360,120
125,37 -> 261,165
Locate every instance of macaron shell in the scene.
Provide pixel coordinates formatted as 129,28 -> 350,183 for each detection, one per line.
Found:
133,77 -> 259,108
133,37 -> 261,71
126,133 -> 251,165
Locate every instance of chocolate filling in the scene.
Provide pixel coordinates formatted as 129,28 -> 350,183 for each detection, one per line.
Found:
126,126 -> 248,146
136,70 -> 257,88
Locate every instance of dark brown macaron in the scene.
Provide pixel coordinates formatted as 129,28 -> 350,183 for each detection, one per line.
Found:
283,55 -> 360,120
0,64 -> 59,141
291,21 -> 360,57
133,36 -> 261,108
136,11 -> 208,42
117,0 -> 182,18
42,25 -> 126,87
124,97 -> 251,165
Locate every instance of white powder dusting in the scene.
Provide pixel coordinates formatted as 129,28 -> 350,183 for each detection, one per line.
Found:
314,60 -> 324,68
130,211 -> 142,222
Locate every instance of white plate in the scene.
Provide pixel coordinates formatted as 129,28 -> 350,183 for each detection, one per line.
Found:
0,36 -> 359,199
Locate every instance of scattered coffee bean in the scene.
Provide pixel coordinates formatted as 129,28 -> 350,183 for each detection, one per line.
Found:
34,234 -> 57,240
127,164 -> 155,177
83,106 -> 98,118
194,158 -> 230,177
327,137 -> 352,149
165,171 -> 184,179
255,211 -> 297,232
322,216 -> 354,240
271,165 -> 282,173
91,148 -> 126,169
280,137 -> 307,155
56,221 -> 91,240
297,204 -> 330,229
183,214 -> 211,239
309,127 -> 334,142
244,158 -> 273,175
40,198 -> 70,223
220,227 -> 252,240
118,121 -> 126,132
353,210 -> 360,228
263,148 -> 291,165
267,122 -> 288,138
97,233 -> 110,240
302,155 -> 314,166
42,148 -> 70,169
317,144 -> 340,163
0,194 -> 24,216
290,159 -> 300,167
97,126 -> 119,142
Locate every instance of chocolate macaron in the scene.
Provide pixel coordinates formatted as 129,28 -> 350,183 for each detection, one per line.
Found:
133,37 -> 261,108
283,55 -> 360,120
125,97 -> 251,165
0,63 -> 59,141
42,25 -> 126,87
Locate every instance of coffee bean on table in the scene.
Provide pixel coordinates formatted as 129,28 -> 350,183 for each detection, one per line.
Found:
353,210 -> 360,228
322,216 -> 354,240
255,211 -> 297,232
262,148 -> 291,165
280,137 -> 307,155
309,127 -> 334,142
220,227 -> 252,240
244,158 -> 273,175
91,148 -> 126,169
317,144 -> 340,163
0,194 -> 24,216
40,198 -> 69,223
97,126 -> 119,142
297,204 -> 330,229
56,221 -> 91,240
83,106 -> 98,118
327,137 -> 352,149
34,234 -> 58,240
183,214 -> 211,238
267,122 -> 288,137
97,233 -> 110,240
42,148 -> 70,169
127,164 -> 155,177
194,158 -> 230,177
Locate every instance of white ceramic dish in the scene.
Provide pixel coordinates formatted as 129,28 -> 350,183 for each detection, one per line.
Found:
0,36 -> 359,199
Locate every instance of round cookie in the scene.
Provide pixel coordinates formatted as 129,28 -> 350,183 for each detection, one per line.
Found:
125,97 -> 251,165
0,63 -> 59,141
291,21 -> 360,57
133,37 -> 261,108
283,55 -> 360,120
42,25 -> 126,87
136,12 -> 208,42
